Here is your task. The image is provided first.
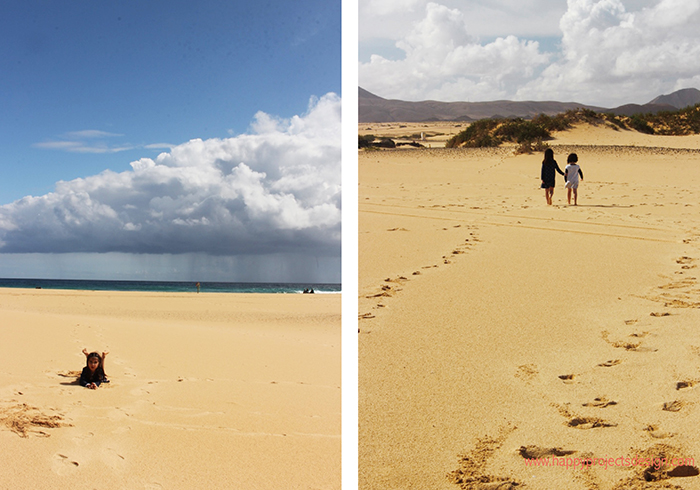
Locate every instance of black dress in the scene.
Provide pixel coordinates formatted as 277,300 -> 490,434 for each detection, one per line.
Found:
541,160 -> 564,188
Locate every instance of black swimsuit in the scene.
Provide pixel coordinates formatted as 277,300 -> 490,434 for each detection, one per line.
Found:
80,366 -> 106,387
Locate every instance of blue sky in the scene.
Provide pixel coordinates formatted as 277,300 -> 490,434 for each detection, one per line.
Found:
0,0 -> 341,283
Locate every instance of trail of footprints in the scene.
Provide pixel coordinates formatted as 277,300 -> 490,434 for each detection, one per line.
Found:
359,224 -> 480,329
450,253 -> 700,489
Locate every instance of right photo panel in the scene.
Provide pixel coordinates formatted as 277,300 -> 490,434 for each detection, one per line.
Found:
358,1 -> 700,489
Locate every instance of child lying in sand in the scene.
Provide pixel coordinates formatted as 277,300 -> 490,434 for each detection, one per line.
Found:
80,349 -> 109,389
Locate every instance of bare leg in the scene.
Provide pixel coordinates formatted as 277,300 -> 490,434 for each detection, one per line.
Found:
102,351 -> 109,377
567,188 -> 572,205
545,187 -> 554,205
573,188 -> 578,205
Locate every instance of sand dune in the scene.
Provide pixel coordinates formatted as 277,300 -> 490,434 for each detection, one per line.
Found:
0,289 -> 340,489
359,123 -> 700,489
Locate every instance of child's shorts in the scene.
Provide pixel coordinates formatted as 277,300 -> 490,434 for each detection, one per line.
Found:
565,181 -> 579,189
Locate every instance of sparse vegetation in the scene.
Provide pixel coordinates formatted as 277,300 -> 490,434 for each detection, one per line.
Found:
446,104 -> 700,149
445,119 -> 502,148
629,115 -> 655,134
358,134 -> 375,148
359,104 -> 700,151
515,138 -> 550,155
635,104 -> 700,135
446,117 -> 553,148
359,135 -> 396,149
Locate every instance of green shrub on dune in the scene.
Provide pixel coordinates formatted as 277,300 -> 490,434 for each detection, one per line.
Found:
446,104 -> 700,149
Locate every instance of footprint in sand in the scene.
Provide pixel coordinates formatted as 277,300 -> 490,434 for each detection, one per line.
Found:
107,407 -> 132,421
514,364 -> 538,383
676,380 -> 697,390
662,400 -> 684,412
518,445 -> 576,459
558,374 -> 576,384
130,387 -> 151,396
553,404 -> 616,429
644,425 -> 674,439
601,331 -> 655,351
566,417 -> 617,429
52,453 -> 80,476
366,291 -> 392,298
72,431 -> 94,445
103,447 -> 126,468
665,465 -> 700,478
448,426 -> 520,490
622,443 -> 700,484
598,359 -> 622,367
583,396 -> 618,408
658,278 -> 696,290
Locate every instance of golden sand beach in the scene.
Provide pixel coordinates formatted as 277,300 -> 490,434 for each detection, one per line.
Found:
359,123 -> 700,489
0,289 -> 340,489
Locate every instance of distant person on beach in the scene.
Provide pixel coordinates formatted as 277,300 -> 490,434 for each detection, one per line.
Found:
80,349 -> 109,389
540,148 -> 564,205
564,153 -> 584,205
196,282 -> 201,293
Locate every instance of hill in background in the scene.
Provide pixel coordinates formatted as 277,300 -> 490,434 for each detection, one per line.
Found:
359,87 -> 700,123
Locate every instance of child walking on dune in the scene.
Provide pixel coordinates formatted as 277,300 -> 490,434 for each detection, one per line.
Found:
540,148 -> 565,205
564,153 -> 584,205
80,349 -> 109,389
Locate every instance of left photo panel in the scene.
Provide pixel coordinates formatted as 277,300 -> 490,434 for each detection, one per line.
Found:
0,1 -> 342,489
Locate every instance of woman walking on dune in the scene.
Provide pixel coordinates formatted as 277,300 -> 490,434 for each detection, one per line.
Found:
540,148 -> 564,205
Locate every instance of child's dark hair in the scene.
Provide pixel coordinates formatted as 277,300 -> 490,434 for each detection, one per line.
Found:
86,352 -> 106,377
86,352 -> 101,362
543,148 -> 554,163
567,153 -> 578,163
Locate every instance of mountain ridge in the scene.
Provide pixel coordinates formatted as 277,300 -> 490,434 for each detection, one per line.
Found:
359,87 -> 700,123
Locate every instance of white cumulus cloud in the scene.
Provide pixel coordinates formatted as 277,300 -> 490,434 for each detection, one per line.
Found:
360,2 -> 551,101
0,94 -> 341,260
517,0 -> 700,104
360,0 -> 700,106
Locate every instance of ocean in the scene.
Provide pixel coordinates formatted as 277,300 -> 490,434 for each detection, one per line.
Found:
0,278 -> 341,294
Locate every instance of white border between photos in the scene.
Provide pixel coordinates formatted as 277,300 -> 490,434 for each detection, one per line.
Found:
341,0 -> 359,488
